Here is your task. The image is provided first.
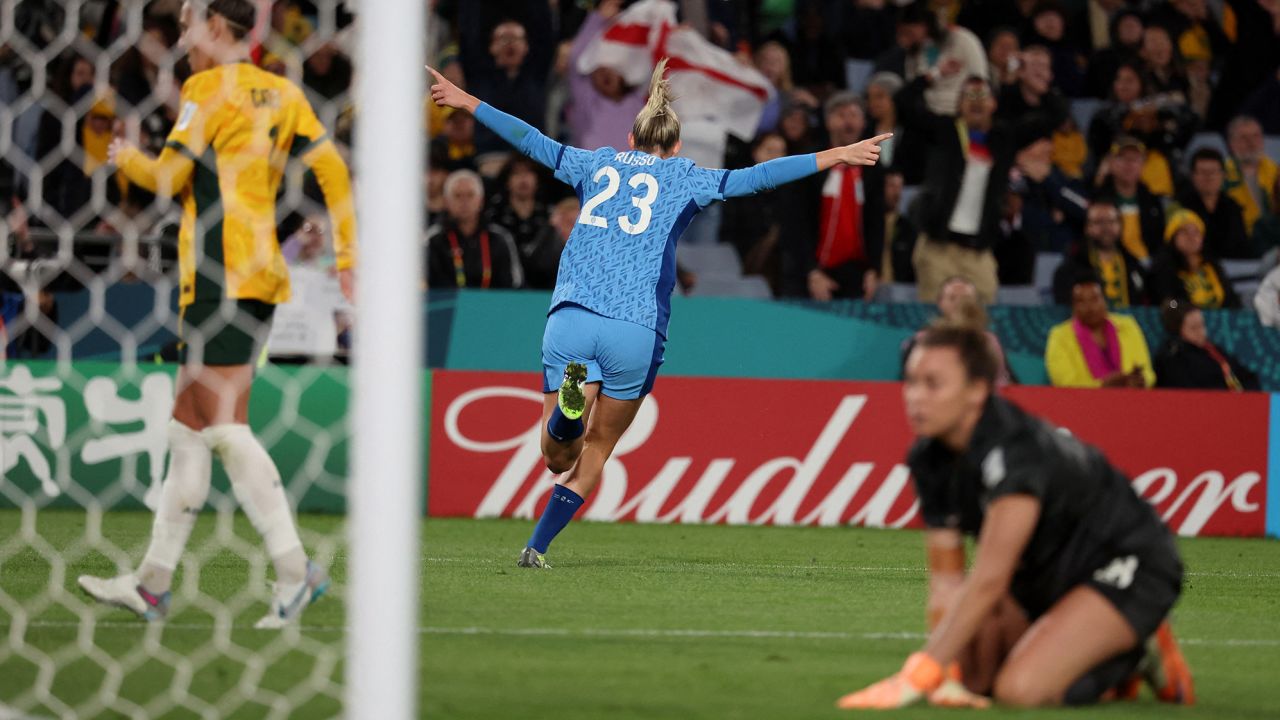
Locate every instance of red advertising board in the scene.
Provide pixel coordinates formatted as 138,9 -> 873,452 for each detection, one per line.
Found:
428,370 -> 1270,537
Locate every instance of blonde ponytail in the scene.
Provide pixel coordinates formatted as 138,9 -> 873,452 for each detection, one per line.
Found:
631,58 -> 681,154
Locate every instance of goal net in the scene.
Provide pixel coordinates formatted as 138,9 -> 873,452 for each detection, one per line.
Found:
0,2 -> 415,716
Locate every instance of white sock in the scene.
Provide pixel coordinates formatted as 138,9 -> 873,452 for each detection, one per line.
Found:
204,423 -> 307,585
139,420 -> 212,594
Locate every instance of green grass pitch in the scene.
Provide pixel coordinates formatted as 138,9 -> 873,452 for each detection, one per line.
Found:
1,510 -> 1277,718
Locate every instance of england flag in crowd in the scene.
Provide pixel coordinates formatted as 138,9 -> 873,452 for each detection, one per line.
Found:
576,0 -> 774,144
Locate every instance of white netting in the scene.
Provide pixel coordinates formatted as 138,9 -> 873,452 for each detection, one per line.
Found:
1,2 -> 360,717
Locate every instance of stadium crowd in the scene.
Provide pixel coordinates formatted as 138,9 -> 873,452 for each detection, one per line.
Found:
1,0 -> 1279,386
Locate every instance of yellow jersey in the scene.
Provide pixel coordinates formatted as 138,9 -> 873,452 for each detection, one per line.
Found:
1224,155 -> 1278,235
117,62 -> 356,307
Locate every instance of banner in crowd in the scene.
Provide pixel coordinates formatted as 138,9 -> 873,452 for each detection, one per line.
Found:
428,370 -> 1276,538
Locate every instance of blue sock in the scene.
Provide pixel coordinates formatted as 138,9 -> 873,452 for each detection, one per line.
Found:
527,485 -> 584,553
546,405 -> 584,442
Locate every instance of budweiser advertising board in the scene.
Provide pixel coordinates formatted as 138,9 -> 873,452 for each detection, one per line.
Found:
428,370 -> 1272,537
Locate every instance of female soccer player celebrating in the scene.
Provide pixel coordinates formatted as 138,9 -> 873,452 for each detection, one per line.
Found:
429,61 -> 890,568
837,323 -> 1194,709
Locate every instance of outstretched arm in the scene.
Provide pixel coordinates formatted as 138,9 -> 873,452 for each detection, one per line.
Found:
429,65 -> 566,170
719,133 -> 893,198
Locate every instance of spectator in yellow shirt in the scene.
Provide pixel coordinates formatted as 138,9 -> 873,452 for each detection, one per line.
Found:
1046,271 -> 1155,388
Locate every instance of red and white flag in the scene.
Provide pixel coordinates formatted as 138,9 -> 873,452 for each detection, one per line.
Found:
576,0 -> 773,141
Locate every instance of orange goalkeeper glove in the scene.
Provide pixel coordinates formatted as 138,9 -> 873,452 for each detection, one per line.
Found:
836,652 -> 945,710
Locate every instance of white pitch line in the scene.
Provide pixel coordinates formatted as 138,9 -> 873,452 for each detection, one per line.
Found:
11,620 -> 1280,648
424,557 -> 1280,579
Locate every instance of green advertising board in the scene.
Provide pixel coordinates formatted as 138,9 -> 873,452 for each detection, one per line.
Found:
0,361 -> 364,513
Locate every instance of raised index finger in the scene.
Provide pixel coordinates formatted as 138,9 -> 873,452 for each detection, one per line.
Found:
869,132 -> 894,144
425,65 -> 445,85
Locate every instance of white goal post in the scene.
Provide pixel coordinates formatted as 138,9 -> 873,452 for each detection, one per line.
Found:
348,0 -> 424,718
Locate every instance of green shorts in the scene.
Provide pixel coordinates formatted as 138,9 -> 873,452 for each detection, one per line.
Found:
179,299 -> 275,366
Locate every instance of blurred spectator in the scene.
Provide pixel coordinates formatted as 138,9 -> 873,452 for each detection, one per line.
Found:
302,40 -> 353,103
996,46 -> 1068,128
112,12 -> 182,115
459,5 -> 555,154
1053,197 -> 1150,307
1088,60 -> 1189,170
897,1 -> 989,118
425,143 -> 450,227
899,276 -> 1015,385
1023,1 -> 1086,98
956,0 -> 1037,54
1009,136 -> 1088,256
1131,28 -> 1194,195
1045,272 -> 1155,388
1093,60 -> 1147,147
720,132 -> 787,286
486,155 -> 551,266
1150,0 -> 1228,75
842,0 -> 897,63
1092,135 -> 1166,262
565,0 -> 647,150
865,72 -> 922,183
426,0 -> 454,69
1207,0 -> 1280,131
1051,118 -> 1089,181
1255,263 -> 1280,327
1084,0 -> 1125,53
10,1 -> 65,52
262,1 -> 313,79
1241,68 -> 1280,135
879,169 -> 918,283
788,0 -> 846,96
520,196 -> 579,290
1150,209 -> 1242,309
1085,8 -> 1143,99
426,170 -> 523,289
994,188 -> 1034,283
1178,148 -> 1252,259
1184,50 -> 1213,123
755,41 -> 819,136
6,289 -> 57,358
1154,299 -> 1260,391
897,72 -> 1064,302
430,107 -> 478,173
778,102 -> 820,154
997,42 -> 1083,186
281,216 -> 335,269
986,27 -> 1021,87
777,92 -> 886,302
1140,25 -> 1188,97
36,55 -> 111,231
1224,115 -> 1280,248
1,147 -> 27,251
273,223 -> 351,361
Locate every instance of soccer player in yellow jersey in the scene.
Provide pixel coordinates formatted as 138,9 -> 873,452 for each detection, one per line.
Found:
78,0 -> 356,629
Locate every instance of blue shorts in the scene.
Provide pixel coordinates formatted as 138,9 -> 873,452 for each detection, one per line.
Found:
542,305 -> 665,400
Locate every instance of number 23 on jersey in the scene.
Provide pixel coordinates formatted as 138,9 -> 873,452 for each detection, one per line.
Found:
578,167 -> 661,236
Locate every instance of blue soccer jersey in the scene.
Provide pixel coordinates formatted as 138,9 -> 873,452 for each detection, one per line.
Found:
474,103 -> 819,337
